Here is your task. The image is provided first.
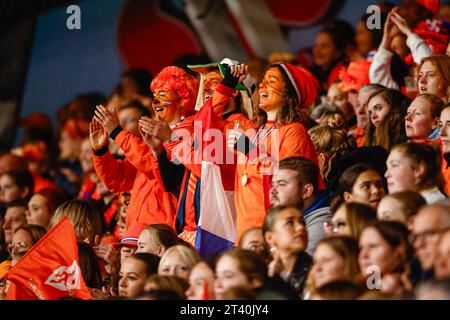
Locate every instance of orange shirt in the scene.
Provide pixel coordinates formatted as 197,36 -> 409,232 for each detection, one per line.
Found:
234,121 -> 319,239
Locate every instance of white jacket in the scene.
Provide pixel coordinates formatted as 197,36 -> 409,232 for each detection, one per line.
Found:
369,33 -> 433,89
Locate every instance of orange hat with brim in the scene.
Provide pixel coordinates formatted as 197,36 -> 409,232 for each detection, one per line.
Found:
112,222 -> 146,248
338,60 -> 371,93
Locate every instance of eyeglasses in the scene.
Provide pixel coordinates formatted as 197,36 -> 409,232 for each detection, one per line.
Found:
7,241 -> 27,253
409,227 -> 450,245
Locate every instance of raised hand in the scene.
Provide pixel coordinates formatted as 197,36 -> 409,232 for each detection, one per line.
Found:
89,119 -> 108,151
138,116 -> 163,154
94,104 -> 121,135
390,10 -> 413,37
230,63 -> 249,84
138,115 -> 172,143
380,10 -> 401,50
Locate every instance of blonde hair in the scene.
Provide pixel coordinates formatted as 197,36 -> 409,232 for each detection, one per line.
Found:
50,199 -> 101,244
308,120 -> 356,182
157,245 -> 201,274
306,236 -> 361,297
144,274 -> 188,298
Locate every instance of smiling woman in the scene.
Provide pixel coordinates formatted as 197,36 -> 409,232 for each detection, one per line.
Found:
228,63 -> 320,240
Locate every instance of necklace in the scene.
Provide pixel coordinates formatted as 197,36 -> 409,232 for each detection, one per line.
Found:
241,122 -> 277,186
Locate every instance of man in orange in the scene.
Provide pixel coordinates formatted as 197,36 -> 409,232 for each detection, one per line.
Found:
138,60 -> 251,246
92,69 -> 198,228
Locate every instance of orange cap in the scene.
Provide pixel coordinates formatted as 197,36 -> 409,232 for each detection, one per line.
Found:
338,60 -> 371,92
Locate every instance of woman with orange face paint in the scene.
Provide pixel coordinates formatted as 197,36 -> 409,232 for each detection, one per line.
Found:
92,66 -> 198,229
227,63 -> 321,240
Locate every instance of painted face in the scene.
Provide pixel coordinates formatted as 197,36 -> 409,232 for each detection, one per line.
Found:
0,174 -> 25,204
186,262 -> 215,300
312,243 -> 346,288
10,229 -> 34,265
377,197 -> 407,224
118,107 -> 142,136
385,150 -> 417,193
367,95 -> 391,128
79,139 -> 93,173
345,170 -> 385,208
439,108 -> 450,154
158,250 -> 191,280
239,229 -> 266,257
359,227 -> 398,276
266,208 -> 308,254
136,229 -> 162,256
356,89 -> 372,128
418,61 -> 445,98
214,255 -> 254,300
405,96 -> 437,138
26,194 -> 51,229
331,206 -> 351,236
270,168 -> 303,209
355,20 -> 373,57
118,258 -> 149,298
258,67 -> 285,112
151,89 -> 181,124
313,32 -> 340,69
202,70 -> 223,102
3,206 -> 27,244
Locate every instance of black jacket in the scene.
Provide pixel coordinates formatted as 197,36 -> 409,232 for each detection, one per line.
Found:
261,252 -> 313,300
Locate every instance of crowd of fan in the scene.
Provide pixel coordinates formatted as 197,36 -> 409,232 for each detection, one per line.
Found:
1,0 -> 450,300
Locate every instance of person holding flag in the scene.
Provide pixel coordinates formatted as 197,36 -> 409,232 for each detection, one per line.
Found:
91,66 -> 198,229
4,217 -> 92,300
227,62 -> 321,240
138,60 -> 251,251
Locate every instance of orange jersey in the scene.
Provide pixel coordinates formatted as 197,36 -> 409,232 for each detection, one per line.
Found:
234,120 -> 319,239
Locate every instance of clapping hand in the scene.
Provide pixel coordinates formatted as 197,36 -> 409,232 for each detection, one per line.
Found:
94,104 -> 121,135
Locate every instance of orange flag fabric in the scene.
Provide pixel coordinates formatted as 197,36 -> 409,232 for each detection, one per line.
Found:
5,217 -> 92,300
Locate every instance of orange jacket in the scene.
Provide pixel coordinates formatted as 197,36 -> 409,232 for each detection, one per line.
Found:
93,131 -> 178,228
